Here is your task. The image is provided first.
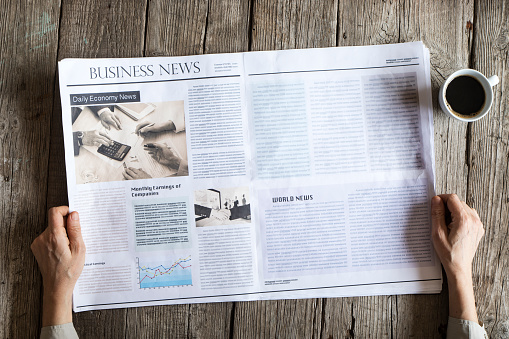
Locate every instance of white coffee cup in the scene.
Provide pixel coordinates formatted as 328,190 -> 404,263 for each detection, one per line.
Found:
439,69 -> 499,122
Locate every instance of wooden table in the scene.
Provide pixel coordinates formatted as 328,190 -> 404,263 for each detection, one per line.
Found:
1,0 -> 507,338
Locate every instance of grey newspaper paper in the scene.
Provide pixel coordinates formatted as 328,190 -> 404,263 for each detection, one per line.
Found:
58,41 -> 441,312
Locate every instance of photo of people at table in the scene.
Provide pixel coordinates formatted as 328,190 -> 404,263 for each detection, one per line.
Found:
194,187 -> 251,227
71,101 -> 188,184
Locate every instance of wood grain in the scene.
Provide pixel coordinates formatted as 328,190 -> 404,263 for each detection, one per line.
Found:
0,0 -> 61,337
233,299 -> 323,339
204,0 -> 251,54
145,0 -> 209,57
337,0 -> 399,47
468,1 -> 509,337
251,0 -> 337,51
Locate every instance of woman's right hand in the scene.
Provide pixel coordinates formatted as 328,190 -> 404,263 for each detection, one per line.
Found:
431,194 -> 484,279
431,193 -> 485,323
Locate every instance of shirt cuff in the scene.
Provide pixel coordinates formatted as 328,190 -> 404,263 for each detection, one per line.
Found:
172,113 -> 185,133
447,316 -> 488,339
41,323 -> 79,339
97,107 -> 111,117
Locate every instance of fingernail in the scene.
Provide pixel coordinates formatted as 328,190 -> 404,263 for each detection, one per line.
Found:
71,212 -> 79,221
431,196 -> 441,206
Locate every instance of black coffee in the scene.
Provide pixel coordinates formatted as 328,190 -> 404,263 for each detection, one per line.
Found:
445,75 -> 485,116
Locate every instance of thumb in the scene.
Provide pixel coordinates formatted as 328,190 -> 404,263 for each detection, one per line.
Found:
67,212 -> 85,254
431,196 -> 449,251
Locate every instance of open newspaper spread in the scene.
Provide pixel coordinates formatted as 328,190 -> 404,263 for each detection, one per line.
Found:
58,41 -> 441,312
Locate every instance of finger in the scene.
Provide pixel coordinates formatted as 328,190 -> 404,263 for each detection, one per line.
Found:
101,120 -> 111,130
431,196 -> 449,251
470,209 -> 483,234
437,194 -> 456,205
112,115 -> 122,129
66,212 -> 85,254
471,207 -> 480,219
107,116 -> 120,130
47,206 -> 70,231
122,171 -> 132,180
446,197 -> 473,246
446,194 -> 468,225
462,201 -> 477,222
140,124 -> 155,134
96,137 -> 112,146
466,206 -> 484,234
96,135 -> 113,145
135,122 -> 150,133
98,131 -> 112,140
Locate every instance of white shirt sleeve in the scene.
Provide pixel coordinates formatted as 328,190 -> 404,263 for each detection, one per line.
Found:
40,323 -> 79,339
447,317 -> 488,339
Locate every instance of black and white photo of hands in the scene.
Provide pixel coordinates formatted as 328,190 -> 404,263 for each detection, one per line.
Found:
210,209 -> 231,221
135,120 -> 176,136
81,130 -> 113,147
122,167 -> 152,180
144,143 -> 182,170
98,109 -> 122,130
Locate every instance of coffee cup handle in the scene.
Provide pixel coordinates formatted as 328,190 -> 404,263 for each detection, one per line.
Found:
488,75 -> 499,87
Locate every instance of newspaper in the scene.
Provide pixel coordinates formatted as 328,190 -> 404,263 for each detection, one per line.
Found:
58,41 -> 441,312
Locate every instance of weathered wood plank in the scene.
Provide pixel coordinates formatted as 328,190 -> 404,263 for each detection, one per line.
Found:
145,0 -> 208,57
251,0 -> 337,51
0,0 -> 61,337
397,0 -> 474,337
337,0 -> 399,47
204,0 -> 251,54
233,299 -> 323,339
50,0 -> 148,337
467,1 -> 509,337
320,297 -> 355,339
126,304 -> 189,339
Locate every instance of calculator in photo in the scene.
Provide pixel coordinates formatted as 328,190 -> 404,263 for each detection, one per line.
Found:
97,141 -> 131,161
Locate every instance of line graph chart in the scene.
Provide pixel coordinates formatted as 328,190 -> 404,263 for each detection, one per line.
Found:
137,256 -> 192,289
